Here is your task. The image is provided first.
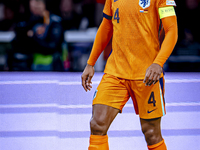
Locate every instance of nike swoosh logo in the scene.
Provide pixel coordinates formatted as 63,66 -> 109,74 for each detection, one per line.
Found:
147,109 -> 157,114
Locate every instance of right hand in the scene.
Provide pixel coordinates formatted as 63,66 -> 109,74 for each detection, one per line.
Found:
81,64 -> 95,92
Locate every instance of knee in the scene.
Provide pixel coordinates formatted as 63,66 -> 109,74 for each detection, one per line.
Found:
142,126 -> 162,145
90,117 -> 107,135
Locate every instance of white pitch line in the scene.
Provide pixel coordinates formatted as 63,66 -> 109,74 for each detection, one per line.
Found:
0,80 -> 59,85
0,102 -> 200,109
58,81 -> 100,85
165,79 -> 200,83
166,102 -> 200,106
0,79 -> 200,85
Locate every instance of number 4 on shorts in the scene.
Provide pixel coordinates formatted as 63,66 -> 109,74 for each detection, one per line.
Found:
148,92 -> 156,107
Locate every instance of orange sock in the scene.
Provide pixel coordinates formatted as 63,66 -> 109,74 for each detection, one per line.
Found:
88,135 -> 109,150
148,139 -> 167,150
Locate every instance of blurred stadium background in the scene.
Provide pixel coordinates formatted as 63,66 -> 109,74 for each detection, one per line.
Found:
0,0 -> 199,72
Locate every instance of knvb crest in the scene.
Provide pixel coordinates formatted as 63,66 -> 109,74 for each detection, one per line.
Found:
139,0 -> 151,9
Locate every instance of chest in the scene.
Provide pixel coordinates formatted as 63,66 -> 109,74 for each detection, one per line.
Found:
111,0 -> 158,19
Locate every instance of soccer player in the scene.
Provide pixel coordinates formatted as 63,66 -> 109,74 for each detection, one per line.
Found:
81,0 -> 178,149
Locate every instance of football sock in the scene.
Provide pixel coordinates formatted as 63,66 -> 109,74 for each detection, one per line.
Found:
88,134 -> 109,150
148,139 -> 167,150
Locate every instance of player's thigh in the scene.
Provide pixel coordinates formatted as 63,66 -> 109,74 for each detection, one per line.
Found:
93,73 -> 130,112
91,104 -> 120,130
131,78 -> 165,119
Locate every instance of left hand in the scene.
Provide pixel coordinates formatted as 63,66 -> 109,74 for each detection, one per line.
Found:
143,63 -> 163,86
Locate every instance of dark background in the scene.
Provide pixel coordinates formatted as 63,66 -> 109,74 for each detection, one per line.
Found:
0,0 -> 199,72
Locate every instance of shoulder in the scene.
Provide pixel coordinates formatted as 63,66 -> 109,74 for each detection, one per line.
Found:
157,0 -> 176,7
165,0 -> 176,6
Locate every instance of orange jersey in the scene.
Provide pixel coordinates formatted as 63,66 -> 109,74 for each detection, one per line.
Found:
102,0 -> 176,79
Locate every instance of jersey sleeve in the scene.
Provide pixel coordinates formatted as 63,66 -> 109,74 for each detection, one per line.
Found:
153,16 -> 178,67
87,18 -> 113,66
103,0 -> 112,20
157,0 -> 176,19
158,0 -> 176,8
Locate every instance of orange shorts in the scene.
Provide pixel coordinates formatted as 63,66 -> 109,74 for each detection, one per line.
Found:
93,73 -> 166,119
